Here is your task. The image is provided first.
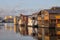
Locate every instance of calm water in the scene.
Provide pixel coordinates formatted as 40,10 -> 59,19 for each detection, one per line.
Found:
0,23 -> 36,40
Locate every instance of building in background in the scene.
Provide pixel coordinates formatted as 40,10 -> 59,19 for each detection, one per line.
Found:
4,16 -> 14,23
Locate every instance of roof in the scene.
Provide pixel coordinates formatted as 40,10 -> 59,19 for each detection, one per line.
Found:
45,9 -> 60,13
44,7 -> 60,14
51,7 -> 60,10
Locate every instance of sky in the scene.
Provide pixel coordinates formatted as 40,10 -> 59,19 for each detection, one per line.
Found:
0,0 -> 60,16
0,0 -> 60,9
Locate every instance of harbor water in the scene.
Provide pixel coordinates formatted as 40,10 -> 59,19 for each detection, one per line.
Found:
0,23 -> 36,40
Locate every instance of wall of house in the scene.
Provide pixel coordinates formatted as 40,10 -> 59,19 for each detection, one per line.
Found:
28,17 -> 33,26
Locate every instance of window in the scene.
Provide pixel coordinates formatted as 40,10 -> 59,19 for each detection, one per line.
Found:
57,19 -> 60,23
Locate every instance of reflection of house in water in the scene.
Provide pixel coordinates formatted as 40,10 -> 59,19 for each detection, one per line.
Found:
4,24 -> 13,31
14,25 -> 17,32
18,14 -> 38,36
37,7 -> 60,40
13,7 -> 60,40
4,24 -> 19,33
37,9 -> 50,40
18,14 -> 29,35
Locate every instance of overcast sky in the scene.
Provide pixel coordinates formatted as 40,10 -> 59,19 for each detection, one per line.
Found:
0,0 -> 60,16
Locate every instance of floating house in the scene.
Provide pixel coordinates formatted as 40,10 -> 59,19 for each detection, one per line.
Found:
37,7 -> 60,40
14,7 -> 60,40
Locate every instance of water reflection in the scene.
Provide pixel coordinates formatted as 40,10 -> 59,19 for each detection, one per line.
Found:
1,23 -> 36,40
4,23 -> 38,40
1,23 -> 56,40
4,23 -> 13,31
3,23 -> 60,40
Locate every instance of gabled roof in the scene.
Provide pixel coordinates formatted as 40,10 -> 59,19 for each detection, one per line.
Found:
45,9 -> 60,13
51,7 -> 60,10
44,7 -> 60,14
